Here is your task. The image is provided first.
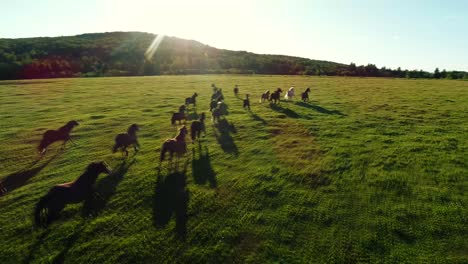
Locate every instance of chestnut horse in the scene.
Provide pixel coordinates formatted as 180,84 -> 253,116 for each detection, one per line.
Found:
38,120 -> 79,156
34,161 -> 111,226
160,126 -> 188,162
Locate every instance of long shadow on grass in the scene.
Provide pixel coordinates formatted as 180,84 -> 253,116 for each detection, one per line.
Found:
212,118 -> 238,156
192,145 -> 217,188
82,159 -> 135,217
295,101 -> 346,116
1,152 -> 60,196
270,103 -> 300,118
153,164 -> 189,240
249,111 -> 267,125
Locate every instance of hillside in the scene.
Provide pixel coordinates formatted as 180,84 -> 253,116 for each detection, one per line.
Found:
0,32 -> 345,79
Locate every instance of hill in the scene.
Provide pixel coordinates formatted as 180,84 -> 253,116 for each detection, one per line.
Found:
0,32 -> 345,79
2,31 -> 466,80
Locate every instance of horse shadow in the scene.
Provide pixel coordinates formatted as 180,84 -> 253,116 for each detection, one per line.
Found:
192,146 -> 217,188
295,101 -> 346,116
1,152 -> 60,196
213,118 -> 239,156
270,103 -> 300,118
249,111 -> 267,125
82,159 -> 135,217
153,164 -> 189,240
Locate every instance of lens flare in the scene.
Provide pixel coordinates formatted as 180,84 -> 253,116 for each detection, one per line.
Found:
145,34 -> 165,61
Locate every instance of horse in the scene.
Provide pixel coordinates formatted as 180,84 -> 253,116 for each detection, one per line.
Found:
233,85 -> 239,97
160,125 -> 188,162
301,87 -> 311,102
284,87 -> 295,101
260,90 -> 270,103
113,124 -> 140,156
212,102 -> 226,123
171,107 -> 186,125
269,88 -> 283,104
185,93 -> 198,107
34,161 -> 111,226
243,94 -> 251,110
210,99 -> 219,112
212,88 -> 224,102
178,104 -> 187,113
190,113 -> 206,143
38,120 -> 79,156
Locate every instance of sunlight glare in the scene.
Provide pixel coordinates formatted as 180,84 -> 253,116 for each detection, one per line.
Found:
145,34 -> 165,61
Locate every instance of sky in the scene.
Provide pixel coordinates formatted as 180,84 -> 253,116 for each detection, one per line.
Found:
1,0 -> 467,71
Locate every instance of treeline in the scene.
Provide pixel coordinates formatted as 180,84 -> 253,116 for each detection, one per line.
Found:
0,32 -> 466,80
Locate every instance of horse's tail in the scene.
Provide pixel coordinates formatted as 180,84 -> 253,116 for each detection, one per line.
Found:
34,191 -> 53,227
160,142 -> 167,162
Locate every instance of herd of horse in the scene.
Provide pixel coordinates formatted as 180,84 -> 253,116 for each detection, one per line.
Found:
1,83 -> 313,226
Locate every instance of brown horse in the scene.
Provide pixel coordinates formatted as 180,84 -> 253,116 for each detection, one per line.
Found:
113,124 -> 140,156
260,90 -> 270,103
34,161 -> 111,226
38,120 -> 79,156
160,125 -> 188,162
233,85 -> 239,97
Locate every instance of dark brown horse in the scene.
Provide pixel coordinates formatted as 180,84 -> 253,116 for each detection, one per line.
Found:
34,161 -> 111,226
212,101 -> 227,123
185,93 -> 198,107
190,113 -> 206,143
160,126 -> 188,162
243,94 -> 251,110
301,87 -> 311,102
113,124 -> 140,156
269,88 -> 283,104
171,107 -> 186,125
38,120 -> 79,156
233,85 -> 239,96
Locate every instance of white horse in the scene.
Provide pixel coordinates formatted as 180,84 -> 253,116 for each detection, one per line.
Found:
284,87 -> 295,100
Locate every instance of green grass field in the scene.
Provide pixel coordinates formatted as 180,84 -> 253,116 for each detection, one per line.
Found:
0,75 -> 467,263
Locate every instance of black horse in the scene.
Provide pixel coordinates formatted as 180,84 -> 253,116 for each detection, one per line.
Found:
34,161 -> 111,226
190,113 -> 206,143
172,107 -> 186,125
113,124 -> 140,156
243,94 -> 251,110
185,93 -> 198,107
301,87 -> 311,102
38,120 -> 79,156
269,88 -> 283,104
178,104 -> 187,113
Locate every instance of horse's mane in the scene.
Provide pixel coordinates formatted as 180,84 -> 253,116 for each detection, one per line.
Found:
176,128 -> 187,141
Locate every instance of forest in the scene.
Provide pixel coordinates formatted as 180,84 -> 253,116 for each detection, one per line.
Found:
0,31 -> 466,80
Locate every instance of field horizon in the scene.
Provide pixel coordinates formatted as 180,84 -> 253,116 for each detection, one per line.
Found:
0,75 -> 467,263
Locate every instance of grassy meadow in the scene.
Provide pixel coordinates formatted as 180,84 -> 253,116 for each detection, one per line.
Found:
0,75 -> 467,263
